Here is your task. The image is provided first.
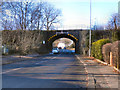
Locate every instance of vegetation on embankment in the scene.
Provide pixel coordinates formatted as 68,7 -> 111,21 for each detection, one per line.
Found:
91,39 -> 111,60
102,41 -> 120,70
2,30 -> 48,55
91,29 -> 120,70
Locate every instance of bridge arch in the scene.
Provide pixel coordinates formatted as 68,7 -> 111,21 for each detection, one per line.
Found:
47,33 -> 79,53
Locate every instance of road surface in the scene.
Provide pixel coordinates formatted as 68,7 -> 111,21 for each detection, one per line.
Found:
2,53 -> 87,88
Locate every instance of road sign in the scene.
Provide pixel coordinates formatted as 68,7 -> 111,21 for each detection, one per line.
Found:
56,32 -> 69,35
43,41 -> 45,44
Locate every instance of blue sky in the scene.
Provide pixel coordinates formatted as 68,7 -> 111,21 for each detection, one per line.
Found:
5,0 -> 120,29
44,0 -> 119,29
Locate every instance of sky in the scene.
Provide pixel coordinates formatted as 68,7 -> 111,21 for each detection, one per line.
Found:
3,0 -> 120,30
44,0 -> 119,29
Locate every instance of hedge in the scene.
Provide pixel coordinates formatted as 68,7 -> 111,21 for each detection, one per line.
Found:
102,43 -> 112,64
111,41 -> 120,69
91,39 -> 111,60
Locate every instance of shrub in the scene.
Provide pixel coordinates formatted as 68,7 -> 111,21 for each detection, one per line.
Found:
111,41 -> 120,69
102,43 -> 112,64
91,42 -> 97,57
91,39 -> 111,60
112,31 -> 118,42
2,30 -> 44,55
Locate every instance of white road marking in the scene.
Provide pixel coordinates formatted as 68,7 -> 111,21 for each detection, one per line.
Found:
43,56 -> 57,60
51,57 -> 56,59
1,68 -> 22,74
35,63 -> 40,64
43,57 -> 51,59
36,57 -> 57,64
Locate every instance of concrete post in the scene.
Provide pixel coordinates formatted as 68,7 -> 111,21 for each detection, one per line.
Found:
117,53 -> 119,69
110,52 -> 113,66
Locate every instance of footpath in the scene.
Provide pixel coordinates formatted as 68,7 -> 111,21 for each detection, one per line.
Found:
76,55 -> 119,90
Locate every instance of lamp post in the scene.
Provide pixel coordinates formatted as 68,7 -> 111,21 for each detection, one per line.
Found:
118,1 -> 120,27
89,0 -> 92,57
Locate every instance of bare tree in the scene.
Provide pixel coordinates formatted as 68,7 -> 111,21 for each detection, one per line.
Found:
29,2 -> 44,30
107,13 -> 119,30
1,1 -> 62,30
107,13 -> 120,42
42,3 -> 61,30
2,19 -> 14,30
2,2 -> 35,30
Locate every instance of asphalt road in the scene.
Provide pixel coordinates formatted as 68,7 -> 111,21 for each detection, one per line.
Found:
2,53 -> 87,88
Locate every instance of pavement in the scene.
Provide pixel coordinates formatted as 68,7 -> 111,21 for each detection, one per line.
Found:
76,55 -> 119,89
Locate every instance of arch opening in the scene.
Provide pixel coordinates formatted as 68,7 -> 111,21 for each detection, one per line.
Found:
53,38 -> 75,54
48,34 -> 78,54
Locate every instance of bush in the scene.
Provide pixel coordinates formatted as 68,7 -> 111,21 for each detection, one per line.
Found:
111,41 -> 120,69
2,30 -> 43,55
111,30 -> 120,42
91,42 -> 97,57
91,39 -> 111,60
102,43 -> 112,64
